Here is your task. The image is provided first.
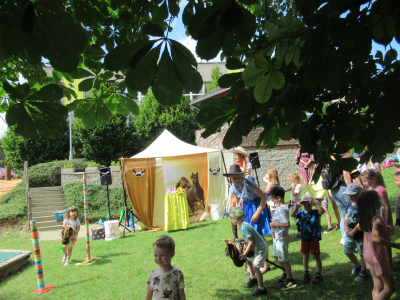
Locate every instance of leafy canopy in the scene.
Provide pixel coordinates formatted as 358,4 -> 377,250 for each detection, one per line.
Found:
1,0 -> 400,174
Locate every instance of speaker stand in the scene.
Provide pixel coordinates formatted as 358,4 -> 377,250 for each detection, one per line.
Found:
106,184 -> 111,220
254,169 -> 260,186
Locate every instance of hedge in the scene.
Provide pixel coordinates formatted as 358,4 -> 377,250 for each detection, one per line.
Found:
28,159 -> 93,187
63,182 -> 128,223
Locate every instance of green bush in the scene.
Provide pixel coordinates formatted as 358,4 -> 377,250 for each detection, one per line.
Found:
29,159 -> 92,187
63,182 -> 127,223
0,180 -> 26,219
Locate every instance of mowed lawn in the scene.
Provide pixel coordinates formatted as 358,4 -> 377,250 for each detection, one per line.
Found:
1,168 -> 400,300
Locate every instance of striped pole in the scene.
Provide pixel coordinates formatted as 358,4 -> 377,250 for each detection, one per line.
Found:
30,220 -> 54,293
83,173 -> 91,261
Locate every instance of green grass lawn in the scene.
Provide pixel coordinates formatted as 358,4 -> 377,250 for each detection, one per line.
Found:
1,168 -> 400,299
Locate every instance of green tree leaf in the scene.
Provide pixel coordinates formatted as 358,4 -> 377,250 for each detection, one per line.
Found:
226,57 -> 245,70
104,41 -> 153,71
218,73 -> 241,88
171,46 -> 203,93
223,118 -> 243,149
254,73 -> 273,103
170,39 -> 198,67
78,78 -> 94,92
142,23 -> 165,37
69,68 -> 94,79
230,78 -> 245,97
152,48 -> 183,105
242,66 -> 268,87
128,44 -> 161,92
270,70 -> 285,90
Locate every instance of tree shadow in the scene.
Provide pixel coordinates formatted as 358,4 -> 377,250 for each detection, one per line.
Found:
212,261 -> 376,300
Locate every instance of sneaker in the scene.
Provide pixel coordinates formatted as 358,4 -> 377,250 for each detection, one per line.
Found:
303,272 -> 311,284
311,274 -> 323,284
340,238 -> 345,245
355,271 -> 367,281
63,261 -> 69,267
250,287 -> 267,296
351,265 -> 361,275
276,273 -> 287,284
245,277 -> 258,288
293,233 -> 301,241
281,279 -> 298,290
62,254 -> 67,263
324,228 -> 334,234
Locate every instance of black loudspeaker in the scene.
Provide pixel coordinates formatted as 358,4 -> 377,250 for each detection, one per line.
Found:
100,167 -> 112,186
249,152 -> 261,169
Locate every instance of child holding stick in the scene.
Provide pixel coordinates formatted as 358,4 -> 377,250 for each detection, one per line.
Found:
62,206 -> 80,266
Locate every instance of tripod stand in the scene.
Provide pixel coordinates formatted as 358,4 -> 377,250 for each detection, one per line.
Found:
121,181 -> 140,237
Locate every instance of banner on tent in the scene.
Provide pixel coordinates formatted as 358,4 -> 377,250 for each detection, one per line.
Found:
207,151 -> 227,219
162,153 -> 208,222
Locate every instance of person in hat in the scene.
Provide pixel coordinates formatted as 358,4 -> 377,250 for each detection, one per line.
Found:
229,147 -> 252,177
224,164 -> 272,273
342,183 -> 368,281
291,194 -> 325,284
295,145 -> 315,187
229,207 -> 268,297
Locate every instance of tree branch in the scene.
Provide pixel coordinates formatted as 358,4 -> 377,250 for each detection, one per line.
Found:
248,0 -> 370,54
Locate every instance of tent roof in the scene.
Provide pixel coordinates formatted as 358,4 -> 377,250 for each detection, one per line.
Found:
131,130 -> 221,158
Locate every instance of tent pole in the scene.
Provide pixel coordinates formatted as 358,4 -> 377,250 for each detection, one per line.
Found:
221,150 -> 229,183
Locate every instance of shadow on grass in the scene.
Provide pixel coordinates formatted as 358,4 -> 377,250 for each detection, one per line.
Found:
56,276 -> 97,288
212,261 -> 375,300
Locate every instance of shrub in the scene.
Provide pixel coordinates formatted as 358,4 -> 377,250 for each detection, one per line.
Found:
29,159 -> 92,187
73,115 -> 137,166
63,182 -> 127,223
0,180 -> 26,219
2,120 -> 69,170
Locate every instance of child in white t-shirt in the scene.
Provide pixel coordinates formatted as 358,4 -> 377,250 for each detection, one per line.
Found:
145,235 -> 185,300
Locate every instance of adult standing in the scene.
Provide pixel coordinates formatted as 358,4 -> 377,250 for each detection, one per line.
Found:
330,155 -> 352,245
224,164 -> 272,273
229,147 -> 252,177
296,146 -> 314,187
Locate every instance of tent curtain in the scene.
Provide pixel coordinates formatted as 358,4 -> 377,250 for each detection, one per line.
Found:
121,158 -> 157,229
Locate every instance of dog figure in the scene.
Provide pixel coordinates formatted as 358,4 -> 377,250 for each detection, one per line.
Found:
185,172 -> 205,214
175,177 -> 191,189
132,168 -> 146,177
209,167 -> 220,175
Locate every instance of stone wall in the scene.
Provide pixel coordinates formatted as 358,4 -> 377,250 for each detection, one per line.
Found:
222,149 -> 297,190
61,170 -> 123,187
196,124 -> 299,190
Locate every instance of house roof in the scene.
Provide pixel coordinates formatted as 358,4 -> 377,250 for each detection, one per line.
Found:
190,86 -> 230,107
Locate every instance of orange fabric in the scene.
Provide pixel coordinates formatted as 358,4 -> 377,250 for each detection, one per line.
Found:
121,158 -> 157,229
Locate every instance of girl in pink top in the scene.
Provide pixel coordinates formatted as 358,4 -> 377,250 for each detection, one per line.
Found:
361,169 -> 393,231
358,190 -> 400,300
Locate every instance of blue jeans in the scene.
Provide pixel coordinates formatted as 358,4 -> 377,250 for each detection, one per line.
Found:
331,185 -> 351,239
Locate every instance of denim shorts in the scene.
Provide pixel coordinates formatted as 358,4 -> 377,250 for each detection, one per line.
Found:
343,237 -> 363,255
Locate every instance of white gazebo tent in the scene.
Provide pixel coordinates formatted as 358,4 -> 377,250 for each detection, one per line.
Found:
121,130 -> 228,229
